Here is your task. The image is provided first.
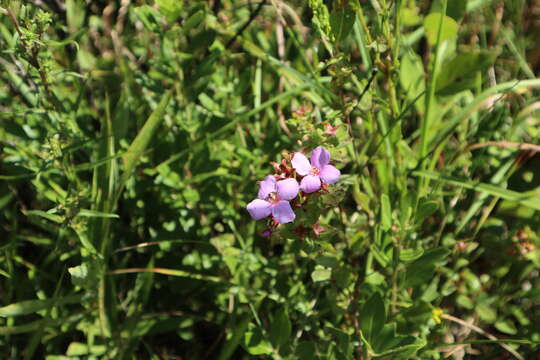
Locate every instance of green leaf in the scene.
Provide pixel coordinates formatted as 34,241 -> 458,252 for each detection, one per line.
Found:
156,0 -> 183,22
413,170 -> 540,211
66,0 -> 85,33
476,303 -> 497,323
190,30 -> 216,52
23,210 -> 63,223
380,193 -> 392,231
400,248 -> 425,263
365,271 -> 386,286
329,7 -> 355,42
401,7 -> 422,26
370,244 -> 391,268
198,92 -> 225,117
68,261 -> 100,289
218,314 -> 250,360
120,90 -> 173,191
326,326 -> 352,357
447,0 -> 468,21
400,50 -> 425,115
66,342 -> 107,356
371,323 -> 399,353
133,5 -> 162,33
222,247 -> 242,275
269,307 -> 291,348
374,336 -> 426,358
403,247 -> 450,288
432,79 -> 540,148
494,319 -> 518,335
76,209 -> 119,218
0,295 -> 82,317
242,325 -> 273,355
371,323 -> 424,357
436,52 -> 496,95
360,292 -> 386,344
416,200 -> 438,225
295,341 -> 316,360
457,295 -> 474,309
316,255 -> 339,268
183,9 -> 205,32
423,13 -> 458,46
311,267 -> 332,282
0,320 -> 45,335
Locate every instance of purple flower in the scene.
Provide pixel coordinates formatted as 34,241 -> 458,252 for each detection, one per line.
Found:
246,175 -> 299,224
291,146 -> 340,193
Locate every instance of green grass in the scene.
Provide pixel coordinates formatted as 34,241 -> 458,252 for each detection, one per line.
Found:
1,0 -> 540,359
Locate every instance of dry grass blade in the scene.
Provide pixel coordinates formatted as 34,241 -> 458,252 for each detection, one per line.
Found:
440,313 -> 524,360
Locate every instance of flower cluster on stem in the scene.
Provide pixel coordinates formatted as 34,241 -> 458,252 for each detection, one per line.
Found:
246,146 -> 341,235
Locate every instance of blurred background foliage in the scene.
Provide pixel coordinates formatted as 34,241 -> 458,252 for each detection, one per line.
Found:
1,0 -> 540,359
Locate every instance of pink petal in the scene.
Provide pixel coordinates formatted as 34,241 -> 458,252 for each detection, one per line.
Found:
310,146 -> 330,169
271,201 -> 296,224
276,178 -> 299,201
246,199 -> 272,220
300,175 -> 321,193
320,165 -> 340,185
258,175 -> 276,200
291,152 -> 311,176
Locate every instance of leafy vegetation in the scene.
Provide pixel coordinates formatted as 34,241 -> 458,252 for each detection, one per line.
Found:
1,0 -> 540,358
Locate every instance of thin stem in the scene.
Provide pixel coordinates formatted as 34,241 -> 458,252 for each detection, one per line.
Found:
419,0 -> 448,182
441,313 -> 524,360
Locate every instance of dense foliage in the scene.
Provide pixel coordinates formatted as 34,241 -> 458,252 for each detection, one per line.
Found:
1,0 -> 540,359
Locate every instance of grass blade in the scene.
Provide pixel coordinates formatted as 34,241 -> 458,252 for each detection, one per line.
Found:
413,170 -> 540,211
119,89 -> 173,192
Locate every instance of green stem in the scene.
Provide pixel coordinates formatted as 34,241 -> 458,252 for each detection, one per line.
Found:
416,0 -> 448,218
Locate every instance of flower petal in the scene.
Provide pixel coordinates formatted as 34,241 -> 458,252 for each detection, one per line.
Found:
246,199 -> 272,220
276,178 -> 299,201
271,201 -> 296,224
258,175 -> 276,200
310,146 -> 330,169
300,175 -> 321,193
320,165 -> 340,185
291,152 -> 311,176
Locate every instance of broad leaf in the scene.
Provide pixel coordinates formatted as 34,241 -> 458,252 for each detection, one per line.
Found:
424,13 -> 458,46
330,7 -> 355,42
403,247 -> 450,288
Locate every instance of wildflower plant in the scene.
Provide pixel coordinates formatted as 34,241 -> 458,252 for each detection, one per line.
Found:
247,143 -> 342,240
2,1 -> 540,359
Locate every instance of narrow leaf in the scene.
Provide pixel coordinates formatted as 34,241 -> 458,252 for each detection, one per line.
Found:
360,292 -> 386,344
120,90 -> 173,189
0,295 -> 82,317
413,170 -> 540,211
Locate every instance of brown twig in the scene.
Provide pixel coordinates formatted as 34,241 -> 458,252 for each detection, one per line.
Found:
116,0 -> 131,35
468,141 -> 540,153
352,314 -> 364,360
349,270 -> 364,360
488,2 -> 504,87
440,313 -> 524,360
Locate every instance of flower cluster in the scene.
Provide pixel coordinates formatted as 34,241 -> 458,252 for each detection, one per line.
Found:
246,146 -> 340,226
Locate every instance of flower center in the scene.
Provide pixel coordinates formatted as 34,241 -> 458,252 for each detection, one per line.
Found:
269,192 -> 280,204
310,166 -> 320,176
